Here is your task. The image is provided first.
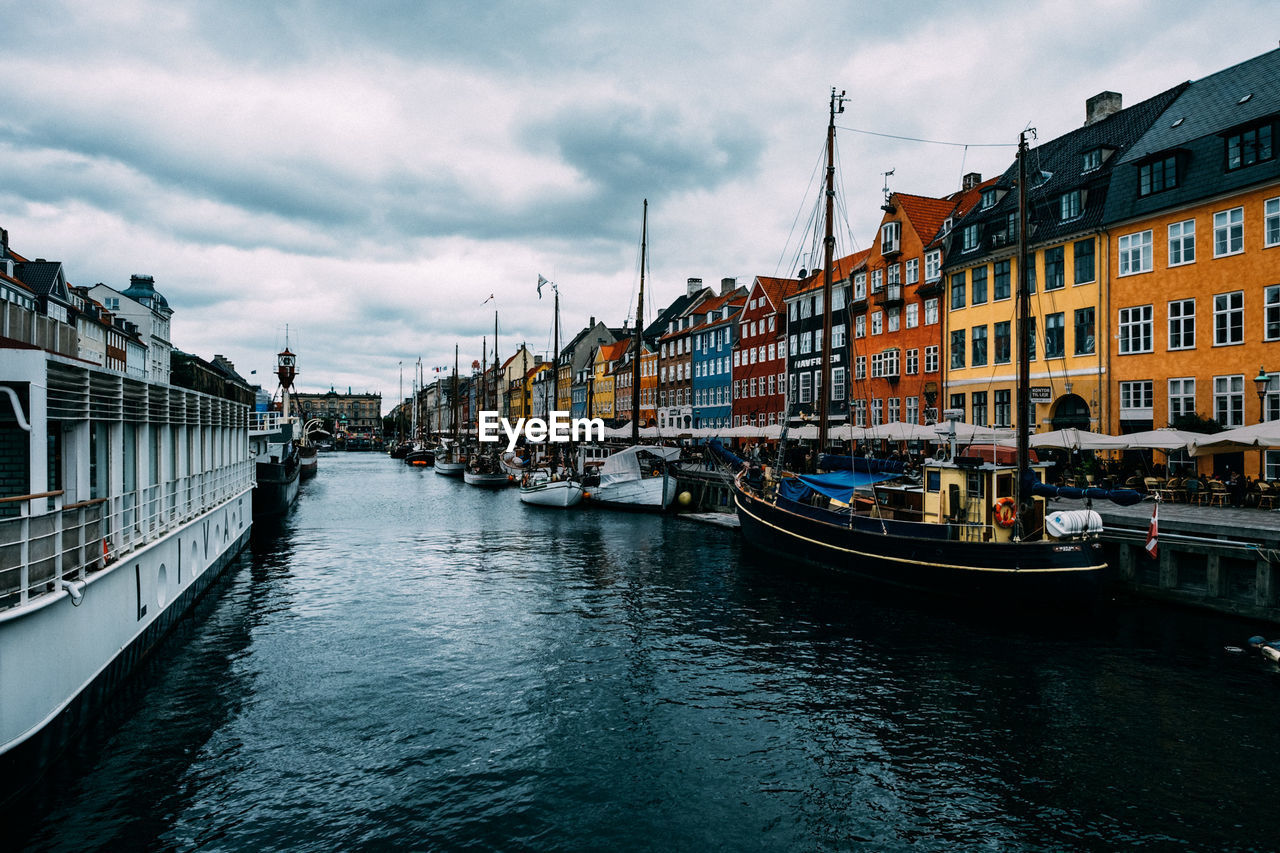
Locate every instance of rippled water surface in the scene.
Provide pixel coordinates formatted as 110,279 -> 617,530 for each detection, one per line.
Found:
12,454 -> 1280,851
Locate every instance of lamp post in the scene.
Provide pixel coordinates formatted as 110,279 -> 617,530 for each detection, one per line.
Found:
1255,366 -> 1270,424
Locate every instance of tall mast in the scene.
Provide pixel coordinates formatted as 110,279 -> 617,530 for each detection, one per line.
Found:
1014,130 -> 1031,541
818,88 -> 845,447
494,310 -> 500,413
633,198 -> 647,444
552,286 -> 560,412
480,336 -> 487,435
398,361 -> 404,442
452,344 -> 459,440
521,343 -> 528,419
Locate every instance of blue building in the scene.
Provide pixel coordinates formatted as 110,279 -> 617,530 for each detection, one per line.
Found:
690,288 -> 746,430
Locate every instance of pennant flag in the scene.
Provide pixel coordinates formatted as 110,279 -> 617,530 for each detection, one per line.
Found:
1144,499 -> 1159,559
483,294 -> 495,304
537,275 -> 548,298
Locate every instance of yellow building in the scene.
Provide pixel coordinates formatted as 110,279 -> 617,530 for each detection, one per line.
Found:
943,86 -> 1186,432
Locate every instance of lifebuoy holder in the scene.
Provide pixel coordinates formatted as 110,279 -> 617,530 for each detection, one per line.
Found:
993,496 -> 1016,528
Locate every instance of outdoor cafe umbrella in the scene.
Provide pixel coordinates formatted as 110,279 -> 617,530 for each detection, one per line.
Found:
1029,428 -> 1129,450
1190,420 -> 1280,455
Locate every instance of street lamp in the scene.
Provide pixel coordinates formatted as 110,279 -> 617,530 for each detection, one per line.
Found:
1255,365 -> 1270,424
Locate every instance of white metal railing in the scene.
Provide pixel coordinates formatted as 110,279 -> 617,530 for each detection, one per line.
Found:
0,460 -> 254,613
250,410 -> 285,434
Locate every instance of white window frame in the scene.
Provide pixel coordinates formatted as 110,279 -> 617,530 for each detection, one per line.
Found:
905,258 -> 919,284
1214,374 -> 1245,427
1168,377 -> 1196,423
1213,290 -> 1244,346
924,250 -> 941,282
924,298 -> 938,326
924,345 -> 939,373
1214,207 -> 1244,257
1119,380 -> 1154,420
1118,230 -> 1153,276
906,349 -> 919,375
905,303 -> 918,329
1267,197 -> 1280,248
1265,284 -> 1280,342
1118,305 -> 1154,354
1168,219 -> 1195,267
1168,298 -> 1195,351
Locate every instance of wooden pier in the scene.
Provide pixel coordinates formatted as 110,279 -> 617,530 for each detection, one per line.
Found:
1095,501 -> 1279,623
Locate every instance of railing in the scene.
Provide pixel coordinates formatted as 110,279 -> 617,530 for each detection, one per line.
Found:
250,411 -> 286,434
0,460 -> 254,613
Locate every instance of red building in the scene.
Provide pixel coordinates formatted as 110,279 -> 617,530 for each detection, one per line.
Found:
732,276 -> 797,427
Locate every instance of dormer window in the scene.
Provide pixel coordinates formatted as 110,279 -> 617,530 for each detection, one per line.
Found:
980,188 -> 998,209
942,216 -> 953,233
1082,148 -> 1102,172
1059,190 -> 1083,221
962,223 -> 981,252
1139,154 -> 1178,196
1226,121 -> 1273,170
881,221 -> 902,253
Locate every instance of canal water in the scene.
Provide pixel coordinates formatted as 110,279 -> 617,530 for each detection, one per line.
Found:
11,453 -> 1280,851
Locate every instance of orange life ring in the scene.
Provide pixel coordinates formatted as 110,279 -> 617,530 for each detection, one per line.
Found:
993,497 -> 1016,528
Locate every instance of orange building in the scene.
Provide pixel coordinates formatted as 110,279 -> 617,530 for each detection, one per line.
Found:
1103,48 -> 1280,475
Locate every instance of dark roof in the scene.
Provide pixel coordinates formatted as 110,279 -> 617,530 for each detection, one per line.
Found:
945,81 -> 1188,268
1105,47 -> 1280,225
13,260 -> 68,300
643,287 -> 712,345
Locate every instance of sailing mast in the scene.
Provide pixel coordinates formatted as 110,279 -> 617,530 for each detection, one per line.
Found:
452,344 -> 459,442
1014,130 -> 1032,541
817,88 -> 845,446
633,198 -> 647,445
552,285 -> 560,413
493,310 -> 500,414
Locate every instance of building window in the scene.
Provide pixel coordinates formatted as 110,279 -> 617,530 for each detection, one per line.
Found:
1267,197 -> 1280,248
994,390 -> 1011,427
971,391 -> 988,426
887,263 -> 900,286
871,270 -> 883,293
788,336 -> 797,356
799,297 -> 812,319
855,315 -> 866,339
1082,148 -> 1102,172
924,250 -> 941,282
971,266 -> 987,305
1074,238 -> 1094,284
1118,230 -> 1153,275
1168,298 -> 1195,350
924,345 -> 939,373
1214,207 -> 1244,256
981,188 -> 998,209
1073,308 -> 1095,355
905,303 -> 918,328
872,398 -> 883,426
1059,190 -> 1082,220
1169,377 -> 1196,422
832,323 -> 846,348
994,260 -> 1011,300
832,286 -> 846,311
1214,374 -> 1244,427
949,394 -> 965,420
994,321 -> 1011,364
906,348 -> 919,375
832,366 -> 846,401
1026,317 -> 1037,362
871,312 -> 883,335
1139,155 -> 1177,195
882,221 -> 901,253
1045,246 -> 1065,290
1266,285 -> 1280,341
906,396 -> 919,424
855,355 -> 866,380
799,373 -> 812,404
924,298 -> 938,325
854,273 -> 866,300
854,399 -> 866,426
950,272 -> 966,309
1121,380 -> 1154,420
1226,122 -> 1273,170
971,325 -> 988,366
1214,290 -> 1244,345
800,331 -> 812,354
1045,312 -> 1065,359
962,223 -> 980,251
906,258 -> 919,284
888,397 -> 900,422
1168,219 -> 1195,266
950,329 -> 966,369
887,310 -> 899,333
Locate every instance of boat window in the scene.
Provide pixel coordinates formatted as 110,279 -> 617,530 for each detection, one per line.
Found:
966,471 -> 984,499
925,470 -> 940,492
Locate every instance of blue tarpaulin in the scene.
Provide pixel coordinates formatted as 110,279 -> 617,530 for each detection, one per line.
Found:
778,470 -> 901,505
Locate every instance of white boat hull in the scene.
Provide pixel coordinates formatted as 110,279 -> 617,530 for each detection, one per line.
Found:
434,460 -> 465,477
464,470 -> 511,488
586,473 -> 677,510
519,480 -> 584,508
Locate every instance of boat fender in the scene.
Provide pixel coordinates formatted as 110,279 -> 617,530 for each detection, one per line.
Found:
102,538 -> 110,566
993,497 -> 1016,528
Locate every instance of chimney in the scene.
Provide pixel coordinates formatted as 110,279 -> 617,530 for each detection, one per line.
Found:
1085,91 -> 1122,126
686,277 -> 703,296
720,277 -> 735,296
589,316 -> 595,329
962,172 -> 982,191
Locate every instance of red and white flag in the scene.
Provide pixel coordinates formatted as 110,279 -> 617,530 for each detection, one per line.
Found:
1144,500 -> 1159,559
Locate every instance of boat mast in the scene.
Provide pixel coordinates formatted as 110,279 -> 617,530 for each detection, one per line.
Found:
1014,130 -> 1032,541
480,335 -> 486,438
633,198 -> 647,445
817,88 -> 845,448
494,310 -> 500,414
552,285 -> 560,413
452,344 -> 459,441
398,361 -> 404,443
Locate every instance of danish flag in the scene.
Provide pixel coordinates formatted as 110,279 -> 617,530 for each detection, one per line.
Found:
1144,500 -> 1159,559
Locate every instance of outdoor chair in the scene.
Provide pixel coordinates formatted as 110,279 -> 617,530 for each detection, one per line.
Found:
1184,478 -> 1204,505
1207,480 -> 1230,507
1257,481 -> 1277,510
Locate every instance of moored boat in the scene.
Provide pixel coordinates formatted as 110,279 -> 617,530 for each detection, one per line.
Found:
730,102 -> 1106,604
518,469 -> 585,507
582,444 -> 679,510
250,345 -> 302,517
0,253 -> 254,803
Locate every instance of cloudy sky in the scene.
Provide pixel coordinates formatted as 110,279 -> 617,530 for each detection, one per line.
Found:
2,1 -> 1275,410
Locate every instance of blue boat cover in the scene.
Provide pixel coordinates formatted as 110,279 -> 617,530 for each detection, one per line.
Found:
778,470 -> 900,504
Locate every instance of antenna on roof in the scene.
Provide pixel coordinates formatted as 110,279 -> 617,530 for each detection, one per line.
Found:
882,168 -> 895,203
